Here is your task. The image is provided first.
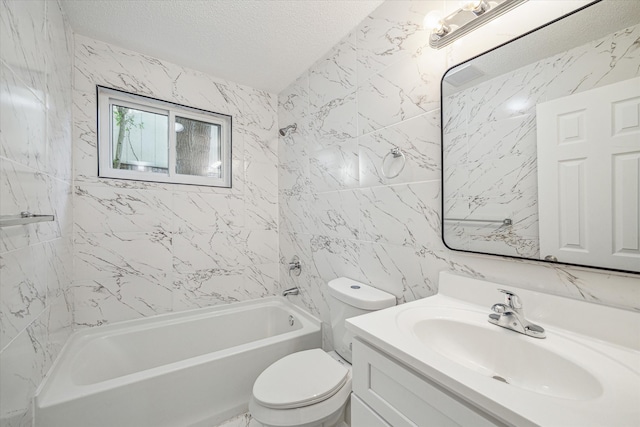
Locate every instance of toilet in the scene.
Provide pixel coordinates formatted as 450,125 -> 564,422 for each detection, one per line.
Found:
249,278 -> 396,427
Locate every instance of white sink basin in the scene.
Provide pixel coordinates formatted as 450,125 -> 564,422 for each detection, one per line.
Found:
399,308 -> 602,400
347,272 -> 640,427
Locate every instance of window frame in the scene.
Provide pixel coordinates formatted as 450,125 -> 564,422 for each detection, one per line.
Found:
97,86 -> 232,188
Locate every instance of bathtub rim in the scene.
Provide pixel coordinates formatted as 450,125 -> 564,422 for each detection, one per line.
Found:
35,297 -> 321,408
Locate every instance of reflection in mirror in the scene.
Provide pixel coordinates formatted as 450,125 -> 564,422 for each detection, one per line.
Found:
441,0 -> 640,273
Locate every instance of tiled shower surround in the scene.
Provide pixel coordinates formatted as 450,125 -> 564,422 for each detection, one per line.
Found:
277,0 -> 640,348
71,35 -> 280,327
0,0 -> 74,425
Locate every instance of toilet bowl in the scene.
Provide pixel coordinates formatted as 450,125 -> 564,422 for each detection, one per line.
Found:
249,278 -> 396,427
249,350 -> 351,427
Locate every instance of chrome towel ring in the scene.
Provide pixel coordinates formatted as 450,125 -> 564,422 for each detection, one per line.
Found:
381,147 -> 406,179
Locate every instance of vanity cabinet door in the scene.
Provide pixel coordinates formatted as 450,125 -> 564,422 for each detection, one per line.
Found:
351,395 -> 391,427
352,339 -> 503,427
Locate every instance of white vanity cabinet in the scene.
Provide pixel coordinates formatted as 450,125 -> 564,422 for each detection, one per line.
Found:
351,339 -> 505,427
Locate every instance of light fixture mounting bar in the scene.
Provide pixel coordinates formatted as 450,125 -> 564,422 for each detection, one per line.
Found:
430,0 -> 528,49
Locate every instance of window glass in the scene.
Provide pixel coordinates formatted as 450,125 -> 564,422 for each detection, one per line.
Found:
111,104 -> 169,174
175,116 -> 222,178
98,86 -> 232,188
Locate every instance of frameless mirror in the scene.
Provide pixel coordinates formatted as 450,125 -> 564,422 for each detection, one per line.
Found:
441,0 -> 640,273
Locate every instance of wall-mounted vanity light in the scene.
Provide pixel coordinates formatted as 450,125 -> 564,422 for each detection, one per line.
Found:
424,0 -> 528,49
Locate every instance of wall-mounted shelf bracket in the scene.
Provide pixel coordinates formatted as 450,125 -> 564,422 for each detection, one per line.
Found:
0,211 -> 55,227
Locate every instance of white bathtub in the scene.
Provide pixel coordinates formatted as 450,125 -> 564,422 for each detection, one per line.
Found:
35,297 -> 321,427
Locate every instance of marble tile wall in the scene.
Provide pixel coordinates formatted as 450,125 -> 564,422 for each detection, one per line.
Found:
71,35 -> 280,327
443,23 -> 640,257
0,0 -> 74,425
278,0 -> 639,350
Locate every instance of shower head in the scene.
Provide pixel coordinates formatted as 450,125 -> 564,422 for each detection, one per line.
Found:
279,123 -> 297,137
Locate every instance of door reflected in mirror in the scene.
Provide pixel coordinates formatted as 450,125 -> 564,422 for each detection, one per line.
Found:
441,0 -> 640,273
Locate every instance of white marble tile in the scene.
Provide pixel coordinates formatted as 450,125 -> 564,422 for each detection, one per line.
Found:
358,111 -> 441,187
172,268 -> 246,311
465,114 -> 537,162
1,2 -> 73,425
279,159 -> 311,198
0,0 -> 46,100
278,73 -> 309,130
442,128 -> 467,169
167,67 -> 241,115
308,90 -> 358,147
0,243 -> 47,350
246,229 -> 279,265
358,46 -> 445,135
279,194 -> 312,235
0,159 -> 59,253
545,24 -> 640,99
309,235 -> 364,285
221,82 -> 277,131
173,192 -> 244,234
356,1 -> 442,80
359,181 -> 442,249
44,237 -> 72,301
74,231 -> 172,282
245,263 -> 280,297
442,90 -> 469,135
359,241 -> 434,301
72,274 -> 173,328
74,184 -> 174,233
45,290 -> 72,360
244,160 -> 278,230
44,0 -> 73,182
466,61 -> 546,124
309,32 -> 356,106
309,190 -> 359,239
0,308 -> 48,426
53,178 -> 73,238
172,231 -> 247,273
72,89 -> 98,181
73,34 -> 183,98
309,139 -> 359,193
241,125 -> 278,165
458,154 -> 536,201
445,250 -> 640,312
0,63 -> 47,172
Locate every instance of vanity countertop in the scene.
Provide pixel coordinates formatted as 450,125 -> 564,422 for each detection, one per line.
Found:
346,272 -> 640,427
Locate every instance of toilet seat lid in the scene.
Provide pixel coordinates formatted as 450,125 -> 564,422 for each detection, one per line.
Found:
253,349 -> 349,409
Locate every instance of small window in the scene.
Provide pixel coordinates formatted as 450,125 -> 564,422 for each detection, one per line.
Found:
97,86 -> 232,187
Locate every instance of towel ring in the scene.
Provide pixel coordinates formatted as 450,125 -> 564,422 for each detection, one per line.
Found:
381,147 -> 406,179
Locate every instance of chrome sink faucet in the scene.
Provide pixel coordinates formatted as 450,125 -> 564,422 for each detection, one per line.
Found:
488,289 -> 546,339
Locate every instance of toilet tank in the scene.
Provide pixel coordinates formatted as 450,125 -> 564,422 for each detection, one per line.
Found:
327,278 -> 396,363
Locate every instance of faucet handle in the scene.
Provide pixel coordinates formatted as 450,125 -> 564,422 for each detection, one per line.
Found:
498,289 -> 522,309
491,303 -> 510,314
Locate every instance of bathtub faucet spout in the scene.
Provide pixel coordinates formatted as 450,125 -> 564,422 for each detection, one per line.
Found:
282,287 -> 299,297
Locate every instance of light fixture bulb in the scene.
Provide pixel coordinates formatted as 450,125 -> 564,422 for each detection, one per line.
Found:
175,122 -> 184,132
423,10 -> 443,30
463,0 -> 489,16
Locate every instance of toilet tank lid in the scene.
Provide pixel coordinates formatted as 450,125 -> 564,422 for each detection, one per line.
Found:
328,278 -> 396,310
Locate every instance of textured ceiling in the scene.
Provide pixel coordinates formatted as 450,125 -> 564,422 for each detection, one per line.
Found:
60,0 -> 385,94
